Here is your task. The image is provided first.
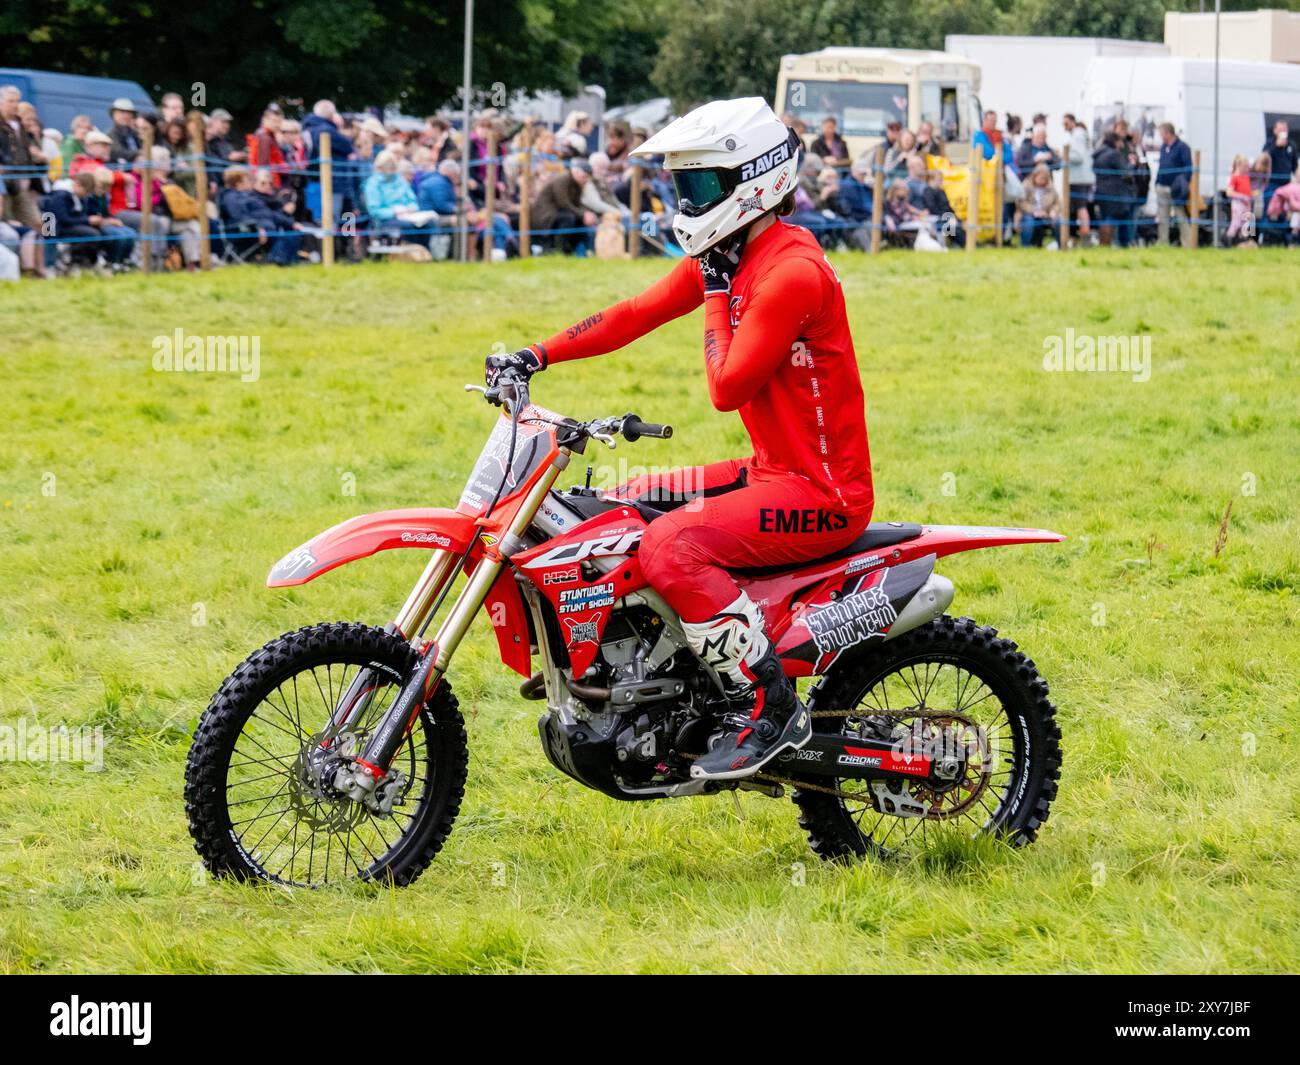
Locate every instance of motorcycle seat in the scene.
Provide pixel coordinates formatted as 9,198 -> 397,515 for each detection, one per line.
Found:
729,522 -> 924,578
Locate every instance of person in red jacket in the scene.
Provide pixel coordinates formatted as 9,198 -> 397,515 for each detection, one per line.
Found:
485,98 -> 873,780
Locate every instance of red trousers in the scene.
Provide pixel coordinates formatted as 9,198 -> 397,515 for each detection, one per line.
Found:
617,458 -> 870,623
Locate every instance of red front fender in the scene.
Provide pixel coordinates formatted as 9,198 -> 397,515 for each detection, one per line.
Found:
267,507 -> 478,587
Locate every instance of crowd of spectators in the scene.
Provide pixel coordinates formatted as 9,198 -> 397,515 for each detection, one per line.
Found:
4,82 -> 1299,279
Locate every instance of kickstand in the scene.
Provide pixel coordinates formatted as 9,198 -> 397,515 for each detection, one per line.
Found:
730,789 -> 745,821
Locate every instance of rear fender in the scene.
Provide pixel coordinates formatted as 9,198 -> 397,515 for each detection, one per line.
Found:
267,507 -> 478,587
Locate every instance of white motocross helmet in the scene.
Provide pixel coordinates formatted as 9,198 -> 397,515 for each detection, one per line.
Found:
631,97 -> 802,257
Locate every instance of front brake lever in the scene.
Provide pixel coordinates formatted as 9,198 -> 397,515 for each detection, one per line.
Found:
590,432 -> 617,449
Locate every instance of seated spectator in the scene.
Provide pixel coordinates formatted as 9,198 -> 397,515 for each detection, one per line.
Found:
88,167 -> 138,266
417,158 -> 461,217
45,171 -> 134,269
581,155 -> 628,221
151,148 -> 203,270
362,149 -> 431,247
219,166 -> 300,265
116,151 -> 170,264
837,155 -> 874,221
904,156 -> 930,206
882,178 -> 931,245
1017,163 -> 1062,248
884,128 -> 918,177
809,116 -> 850,168
1265,173 -> 1300,242
1015,125 -> 1059,176
0,218 -> 42,278
923,170 -> 962,246
530,162 -> 595,253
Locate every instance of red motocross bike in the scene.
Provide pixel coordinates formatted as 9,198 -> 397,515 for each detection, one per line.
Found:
185,369 -> 1063,886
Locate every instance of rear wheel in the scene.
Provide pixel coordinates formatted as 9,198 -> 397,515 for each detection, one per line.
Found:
185,622 -> 468,886
794,615 -> 1062,861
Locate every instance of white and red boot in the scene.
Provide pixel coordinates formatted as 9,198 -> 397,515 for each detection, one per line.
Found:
683,592 -> 811,781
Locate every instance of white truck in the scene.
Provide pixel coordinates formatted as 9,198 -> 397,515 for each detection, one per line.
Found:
1081,55 -> 1300,198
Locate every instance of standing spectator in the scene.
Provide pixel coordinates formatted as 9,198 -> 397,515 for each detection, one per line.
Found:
1,86 -> 45,229
559,110 -> 594,157
107,98 -> 141,163
914,121 -> 944,158
604,120 -> 632,176
809,116 -> 849,168
1113,118 -> 1148,246
303,100 -> 356,227
1014,124 -> 1059,175
1154,122 -> 1193,246
1006,114 -> 1024,153
1062,113 -> 1093,245
1093,130 -> 1132,247
1017,163 -> 1062,248
246,105 -> 286,186
973,111 -> 1012,167
161,119 -> 197,194
1260,120 -> 1296,245
206,109 -> 245,168
60,114 -> 92,172
279,118 -> 309,218
1224,154 -> 1255,244
159,93 -> 185,126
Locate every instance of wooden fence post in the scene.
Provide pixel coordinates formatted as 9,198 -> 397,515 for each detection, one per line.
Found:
993,158 -> 1004,247
627,165 -> 642,257
483,128 -> 498,261
966,138 -> 980,251
1189,149 -> 1201,249
869,144 -> 885,254
320,132 -> 334,268
140,124 -> 155,273
187,111 -> 210,270
518,131 -> 532,258
1060,151 -> 1071,250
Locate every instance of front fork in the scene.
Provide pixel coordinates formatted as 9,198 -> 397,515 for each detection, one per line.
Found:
329,453 -> 568,805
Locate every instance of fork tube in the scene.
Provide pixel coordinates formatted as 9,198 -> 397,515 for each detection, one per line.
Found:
358,454 -> 568,775
431,456 -> 566,671
393,548 -> 458,639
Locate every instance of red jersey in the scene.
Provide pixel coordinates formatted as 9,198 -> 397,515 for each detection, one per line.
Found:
535,220 -> 873,514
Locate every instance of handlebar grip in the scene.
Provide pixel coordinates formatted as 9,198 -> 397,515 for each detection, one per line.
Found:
622,414 -> 673,441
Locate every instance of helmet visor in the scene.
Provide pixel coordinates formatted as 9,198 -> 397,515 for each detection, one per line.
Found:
672,168 -> 735,218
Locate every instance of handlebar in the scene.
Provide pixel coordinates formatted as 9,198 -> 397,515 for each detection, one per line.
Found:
466,372 -> 674,449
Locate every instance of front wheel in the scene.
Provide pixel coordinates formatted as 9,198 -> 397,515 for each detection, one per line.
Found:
185,622 -> 468,886
794,615 -> 1062,861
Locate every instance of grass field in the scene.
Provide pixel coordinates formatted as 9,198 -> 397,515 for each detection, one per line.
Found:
1,248 -> 1297,974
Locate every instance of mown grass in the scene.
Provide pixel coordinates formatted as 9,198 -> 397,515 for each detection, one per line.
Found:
0,248 -> 1296,973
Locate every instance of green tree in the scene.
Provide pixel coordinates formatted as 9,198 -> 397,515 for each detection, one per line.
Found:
0,0 -> 663,125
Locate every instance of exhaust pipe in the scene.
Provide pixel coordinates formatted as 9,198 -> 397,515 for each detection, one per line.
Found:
885,573 -> 953,641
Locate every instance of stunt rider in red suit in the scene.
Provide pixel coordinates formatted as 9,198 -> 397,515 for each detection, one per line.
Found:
486,98 -> 873,781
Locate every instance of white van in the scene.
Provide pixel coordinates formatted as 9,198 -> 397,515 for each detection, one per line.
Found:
1081,55 -> 1300,198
